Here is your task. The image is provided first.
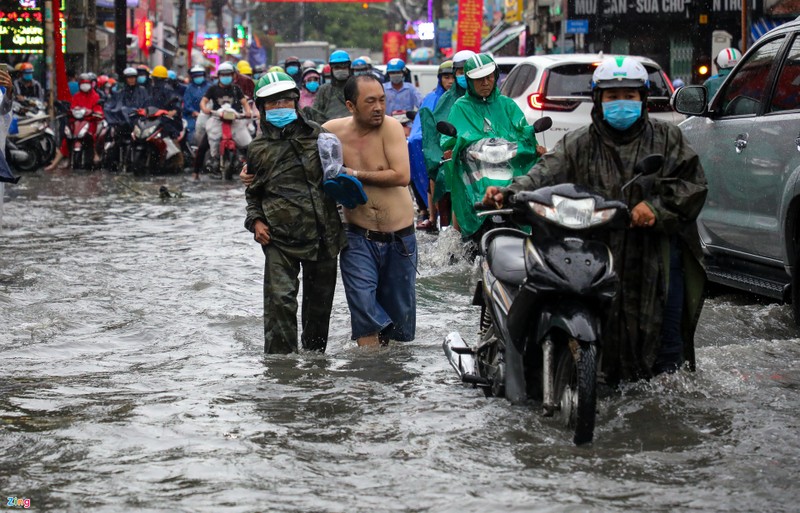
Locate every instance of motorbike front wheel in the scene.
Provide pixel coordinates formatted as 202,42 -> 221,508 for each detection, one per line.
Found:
553,339 -> 598,445
222,151 -> 236,180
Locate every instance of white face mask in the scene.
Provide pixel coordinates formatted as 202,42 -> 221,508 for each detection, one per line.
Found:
79,83 -> 92,93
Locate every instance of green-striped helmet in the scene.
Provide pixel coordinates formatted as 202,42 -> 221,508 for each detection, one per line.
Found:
464,53 -> 497,80
255,71 -> 298,99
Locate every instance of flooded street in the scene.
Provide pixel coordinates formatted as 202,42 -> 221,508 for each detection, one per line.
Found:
1,172 -> 799,512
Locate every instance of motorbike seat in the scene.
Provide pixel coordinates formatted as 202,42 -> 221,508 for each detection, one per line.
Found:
486,231 -> 527,286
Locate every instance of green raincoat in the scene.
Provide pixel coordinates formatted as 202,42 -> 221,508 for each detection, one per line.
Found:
506,106 -> 708,384
305,81 -> 351,124
443,83 -> 540,239
419,82 -> 467,203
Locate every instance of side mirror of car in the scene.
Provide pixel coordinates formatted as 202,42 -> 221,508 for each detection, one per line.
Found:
437,121 -> 457,137
532,116 -> 552,133
671,85 -> 708,117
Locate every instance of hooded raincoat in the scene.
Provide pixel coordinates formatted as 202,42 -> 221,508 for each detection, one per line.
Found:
443,77 -> 540,238
306,79 -> 350,123
506,105 -> 708,384
408,80 -> 448,209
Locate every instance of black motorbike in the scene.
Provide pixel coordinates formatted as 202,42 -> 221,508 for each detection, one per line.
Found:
443,154 -> 664,445
101,106 -> 137,173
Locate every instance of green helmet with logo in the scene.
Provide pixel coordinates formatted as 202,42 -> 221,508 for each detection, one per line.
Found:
464,53 -> 498,80
255,71 -> 299,100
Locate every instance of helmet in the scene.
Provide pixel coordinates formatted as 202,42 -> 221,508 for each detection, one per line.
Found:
358,55 -> 373,65
437,60 -> 454,76
19,62 -> 33,72
217,62 -> 235,75
322,64 -> 331,76
716,48 -> 742,69
267,65 -> 285,73
591,56 -> 649,90
255,71 -> 299,99
107,78 -> 117,87
97,75 -> 108,87
352,58 -> 368,68
452,50 -> 477,69
78,73 -> 92,83
464,53 -> 497,80
136,64 -> 150,75
237,60 -> 253,75
167,70 -> 177,80
329,50 -> 351,65
302,67 -> 321,80
86,72 -> 97,81
151,65 -> 168,79
123,67 -> 138,77
189,65 -> 205,76
672,77 -> 685,89
302,60 -> 317,71
284,56 -> 301,66
386,58 -> 405,73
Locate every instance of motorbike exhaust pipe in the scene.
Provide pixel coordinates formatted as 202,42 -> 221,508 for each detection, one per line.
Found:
443,332 -> 477,381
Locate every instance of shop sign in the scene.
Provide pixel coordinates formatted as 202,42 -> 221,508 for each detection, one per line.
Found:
457,0 -> 483,52
0,0 -> 44,54
383,31 -> 406,63
570,0 -> 759,16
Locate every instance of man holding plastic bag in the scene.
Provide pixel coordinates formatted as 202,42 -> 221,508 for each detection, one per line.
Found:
244,72 -> 346,354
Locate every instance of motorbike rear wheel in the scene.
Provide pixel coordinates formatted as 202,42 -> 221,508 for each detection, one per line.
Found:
222,151 -> 236,180
553,339 -> 598,445
10,146 -> 39,172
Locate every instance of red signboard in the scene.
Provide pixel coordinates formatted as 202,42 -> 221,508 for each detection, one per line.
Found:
137,18 -> 152,56
456,0 -> 483,53
254,0 -> 388,2
383,32 -> 405,64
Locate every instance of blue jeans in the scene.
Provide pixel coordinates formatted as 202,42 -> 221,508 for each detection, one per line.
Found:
340,229 -> 417,341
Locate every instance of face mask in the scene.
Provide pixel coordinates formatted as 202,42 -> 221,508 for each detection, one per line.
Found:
79,83 -> 91,93
219,76 -> 233,86
137,76 -> 146,85
265,108 -> 298,128
192,76 -> 204,85
23,73 -> 33,81
389,74 -> 403,85
456,75 -> 467,89
286,66 -> 299,75
332,69 -> 350,81
305,81 -> 319,93
602,100 -> 642,131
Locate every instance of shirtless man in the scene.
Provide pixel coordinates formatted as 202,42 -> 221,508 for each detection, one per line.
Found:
323,74 -> 417,347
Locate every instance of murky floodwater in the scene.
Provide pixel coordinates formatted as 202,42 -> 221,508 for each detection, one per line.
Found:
1,172 -> 799,512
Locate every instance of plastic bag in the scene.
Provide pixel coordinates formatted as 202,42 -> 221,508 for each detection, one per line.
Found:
317,132 -> 344,181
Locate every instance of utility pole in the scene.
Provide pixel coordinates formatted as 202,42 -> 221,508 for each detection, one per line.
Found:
87,0 -> 99,71
114,0 -> 128,76
177,0 -> 189,70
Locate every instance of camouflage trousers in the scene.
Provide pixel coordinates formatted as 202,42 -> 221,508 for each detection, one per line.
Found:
262,245 -> 338,354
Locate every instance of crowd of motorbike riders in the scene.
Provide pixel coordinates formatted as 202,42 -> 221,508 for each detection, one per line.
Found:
7,54 -> 409,179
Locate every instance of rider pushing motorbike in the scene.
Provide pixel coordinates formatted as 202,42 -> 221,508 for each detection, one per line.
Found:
484,56 -> 708,385
201,62 -> 253,173
442,53 -> 545,245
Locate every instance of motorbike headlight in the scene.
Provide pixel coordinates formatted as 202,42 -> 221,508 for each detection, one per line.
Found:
529,195 -> 617,229
72,108 -> 86,120
468,144 -> 518,164
141,126 -> 157,139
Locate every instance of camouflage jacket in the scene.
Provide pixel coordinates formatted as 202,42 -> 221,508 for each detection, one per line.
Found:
245,114 -> 346,261
508,108 -> 708,383
306,81 -> 350,124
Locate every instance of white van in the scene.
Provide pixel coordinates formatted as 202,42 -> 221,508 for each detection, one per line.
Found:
375,64 -> 441,96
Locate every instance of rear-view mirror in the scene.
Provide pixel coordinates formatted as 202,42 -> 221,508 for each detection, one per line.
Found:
671,86 -> 707,117
437,121 -> 457,137
533,116 -> 552,133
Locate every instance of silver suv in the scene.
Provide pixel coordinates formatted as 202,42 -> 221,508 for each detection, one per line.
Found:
673,16 -> 800,323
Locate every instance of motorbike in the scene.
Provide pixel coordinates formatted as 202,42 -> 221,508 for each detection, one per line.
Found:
7,98 -> 56,171
64,106 -> 103,170
442,136 -> 664,444
127,106 -> 184,175
101,106 -> 138,173
207,103 -> 248,180
437,117 -> 552,247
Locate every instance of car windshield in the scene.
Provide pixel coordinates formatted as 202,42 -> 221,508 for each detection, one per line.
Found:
546,63 -> 671,98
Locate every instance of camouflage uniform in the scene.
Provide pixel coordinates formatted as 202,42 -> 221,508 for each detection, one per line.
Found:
507,107 -> 708,384
305,80 -> 350,123
245,114 -> 346,354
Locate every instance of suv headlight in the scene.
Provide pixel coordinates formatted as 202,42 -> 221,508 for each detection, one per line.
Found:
529,195 -> 617,229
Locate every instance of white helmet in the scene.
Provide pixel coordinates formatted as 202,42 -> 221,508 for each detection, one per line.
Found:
452,50 -> 477,70
716,48 -> 742,69
189,65 -> 206,75
123,67 -> 138,77
217,62 -> 235,75
592,56 -> 649,90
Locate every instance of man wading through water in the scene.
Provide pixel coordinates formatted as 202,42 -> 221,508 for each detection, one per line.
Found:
323,74 -> 417,347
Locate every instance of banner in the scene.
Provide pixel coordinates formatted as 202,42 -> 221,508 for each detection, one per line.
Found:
456,0 -> 483,52
383,31 -> 405,64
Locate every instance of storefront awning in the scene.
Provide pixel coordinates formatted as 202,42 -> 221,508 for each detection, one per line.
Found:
482,24 -> 526,55
751,18 -> 788,41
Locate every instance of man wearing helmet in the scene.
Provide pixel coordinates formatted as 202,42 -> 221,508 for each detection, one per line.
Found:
13,62 -> 43,101
107,67 -> 148,110
201,62 -> 253,172
184,65 -> 211,143
484,56 -> 708,385
443,53 -> 544,244
383,58 -> 422,116
704,48 -> 742,101
244,72 -> 346,354
309,50 -> 353,123
45,73 -> 104,170
282,56 -> 303,83
234,60 -> 255,99
323,74 -> 417,347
